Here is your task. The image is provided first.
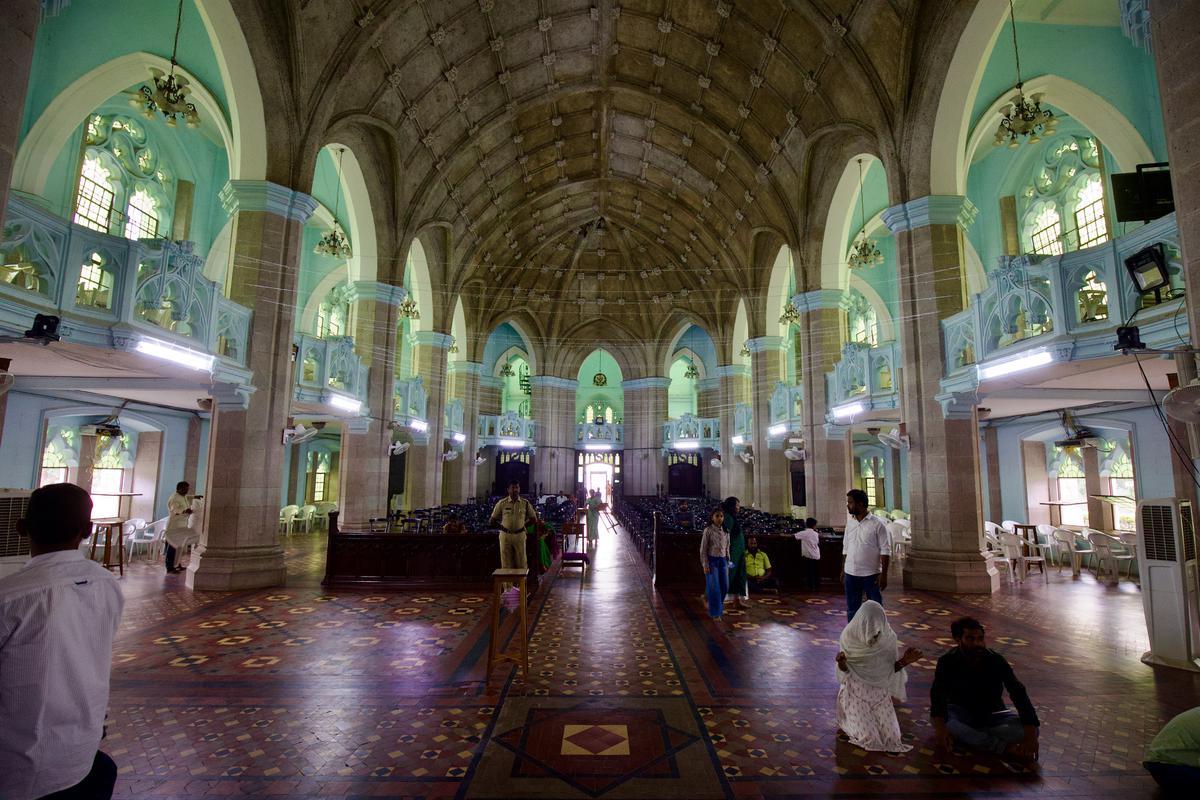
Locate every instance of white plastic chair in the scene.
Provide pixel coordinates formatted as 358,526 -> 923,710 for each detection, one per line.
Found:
1089,531 -> 1136,584
1033,523 -> 1058,564
124,518 -> 153,561
1000,520 -> 1019,533
280,505 -> 300,536
299,504 -> 317,534
314,501 -> 338,530
999,531 -> 1047,583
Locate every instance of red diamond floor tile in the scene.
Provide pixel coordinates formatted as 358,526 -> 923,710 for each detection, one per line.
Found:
92,518 -> 1199,798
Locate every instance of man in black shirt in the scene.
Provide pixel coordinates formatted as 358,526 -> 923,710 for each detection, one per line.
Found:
931,617 -> 1040,760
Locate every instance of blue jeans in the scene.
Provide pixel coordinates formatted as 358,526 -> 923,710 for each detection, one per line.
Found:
946,705 -> 1026,754
705,556 -> 729,618
844,573 -> 882,621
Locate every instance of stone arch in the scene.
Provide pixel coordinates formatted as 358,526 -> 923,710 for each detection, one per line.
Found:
766,244 -> 796,341
732,298 -> 750,369
403,237 -> 435,334
821,153 -> 880,293
321,143 -> 378,284
659,316 -> 716,379
487,316 -> 539,377
846,273 -> 895,343
450,295 -> 468,356
669,347 -> 708,380
299,261 -> 350,335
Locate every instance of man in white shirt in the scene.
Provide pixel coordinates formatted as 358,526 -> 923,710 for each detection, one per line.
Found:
0,483 -> 125,800
164,481 -> 194,574
841,488 -> 890,621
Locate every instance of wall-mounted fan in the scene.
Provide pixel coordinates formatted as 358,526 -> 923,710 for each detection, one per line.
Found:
739,451 -> 753,464
710,457 -> 722,469
389,441 -> 410,455
878,425 -> 910,450
283,421 -> 320,445
475,455 -> 486,465
1164,381 -> 1200,424
784,447 -> 806,461
443,450 -> 460,462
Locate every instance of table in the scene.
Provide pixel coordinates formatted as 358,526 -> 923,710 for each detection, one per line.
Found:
1011,523 -> 1039,556
90,518 -> 125,576
486,568 -> 529,684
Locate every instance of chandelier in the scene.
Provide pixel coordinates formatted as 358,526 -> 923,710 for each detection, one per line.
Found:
448,336 -> 458,354
133,0 -> 200,128
499,361 -> 515,377
683,360 -> 700,380
993,0 -> 1057,148
398,295 -> 420,320
314,148 -> 353,258
847,159 -> 884,270
779,301 -> 801,326
593,349 -> 608,387
740,342 -> 751,358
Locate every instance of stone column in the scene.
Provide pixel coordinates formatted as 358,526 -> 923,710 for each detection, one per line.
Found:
189,181 -> 317,590
883,195 -> 998,594
0,0 -> 39,217
715,365 -> 752,502
476,374 -> 502,495
747,337 -> 791,514
623,378 -> 669,496
697,375 -> 720,497
405,331 -> 452,509
444,361 -> 483,502
336,281 -> 404,526
1150,0 -> 1200,341
531,376 -> 578,496
795,290 -> 851,523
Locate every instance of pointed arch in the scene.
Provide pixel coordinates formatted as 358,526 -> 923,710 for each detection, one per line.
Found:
403,237 -> 434,334
323,143 -> 378,283
766,244 -> 796,340
821,154 -> 880,292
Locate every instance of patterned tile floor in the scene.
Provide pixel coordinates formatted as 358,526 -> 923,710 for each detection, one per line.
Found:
97,518 -> 1199,799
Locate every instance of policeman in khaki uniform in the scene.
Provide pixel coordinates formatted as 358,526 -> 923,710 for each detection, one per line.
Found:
489,481 -> 539,571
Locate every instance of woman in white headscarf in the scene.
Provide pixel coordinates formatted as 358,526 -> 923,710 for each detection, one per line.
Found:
834,600 -> 922,752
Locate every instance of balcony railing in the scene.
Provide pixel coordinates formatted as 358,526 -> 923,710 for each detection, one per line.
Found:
394,375 -> 429,425
0,196 -> 251,387
825,340 -> 901,420
662,413 -> 720,451
293,332 -> 368,408
445,399 -> 465,438
732,403 -> 753,443
478,411 -> 536,447
768,381 -> 805,428
576,421 -> 624,448
941,213 -> 1184,378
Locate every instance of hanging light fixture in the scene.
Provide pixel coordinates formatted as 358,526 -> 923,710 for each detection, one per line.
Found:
397,294 -> 420,320
448,336 -> 458,354
314,148 -> 353,258
847,159 -> 884,270
499,360 -> 515,377
683,360 -> 700,380
132,0 -> 200,128
993,0 -> 1057,148
740,341 -> 751,358
779,300 -> 801,325
593,350 -> 607,387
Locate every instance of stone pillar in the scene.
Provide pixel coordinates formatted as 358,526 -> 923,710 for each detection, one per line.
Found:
1150,0 -> 1200,341
531,376 -> 578,496
883,195 -> 998,594
336,281 -> 404,526
444,361 -> 483,502
0,0 -> 39,217
747,337 -> 791,514
477,374 -> 502,495
697,375 -> 720,497
623,378 -> 669,496
795,290 -> 851,524
715,365 -> 752,502
405,331 -> 452,509
189,181 -> 317,590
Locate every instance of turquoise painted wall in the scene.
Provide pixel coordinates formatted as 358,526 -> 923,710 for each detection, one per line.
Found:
295,149 -> 354,323
482,323 -> 528,374
22,0 -> 229,142
576,350 -> 624,422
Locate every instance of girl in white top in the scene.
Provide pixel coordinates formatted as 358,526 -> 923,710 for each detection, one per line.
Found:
699,509 -> 730,620
834,600 -> 922,752
164,481 -> 194,574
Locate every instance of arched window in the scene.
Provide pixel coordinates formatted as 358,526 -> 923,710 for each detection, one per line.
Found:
1019,135 -> 1107,256
858,456 -> 884,508
74,156 -> 116,233
1054,450 -> 1088,526
123,187 -> 159,240
92,433 -> 133,519
1072,174 -> 1108,249
308,451 -> 333,502
39,427 -> 77,487
1027,204 -> 1063,256
1107,451 -> 1136,531
74,114 -> 175,241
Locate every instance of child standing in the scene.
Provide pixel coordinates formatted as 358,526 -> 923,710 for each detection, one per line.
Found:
700,509 -> 730,620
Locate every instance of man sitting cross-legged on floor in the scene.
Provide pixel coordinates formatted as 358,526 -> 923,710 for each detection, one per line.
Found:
744,536 -> 778,593
930,616 -> 1040,761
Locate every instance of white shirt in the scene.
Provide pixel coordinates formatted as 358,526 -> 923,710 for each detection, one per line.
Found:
165,493 -> 193,548
0,550 -> 125,800
842,514 -> 890,577
794,529 -> 820,560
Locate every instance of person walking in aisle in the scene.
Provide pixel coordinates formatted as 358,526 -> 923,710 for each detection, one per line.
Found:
164,481 -> 195,574
700,508 -> 730,621
841,489 -> 890,621
722,496 -> 748,609
586,488 -> 603,545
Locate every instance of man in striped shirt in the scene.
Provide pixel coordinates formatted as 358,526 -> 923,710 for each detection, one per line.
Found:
0,484 -> 125,800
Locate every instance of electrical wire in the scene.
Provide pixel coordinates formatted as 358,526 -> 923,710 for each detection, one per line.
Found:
1132,350 -> 1200,491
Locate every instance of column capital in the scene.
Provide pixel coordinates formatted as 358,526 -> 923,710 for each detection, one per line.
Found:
715,364 -> 750,380
792,289 -> 844,313
530,375 -> 578,391
882,195 -> 978,234
412,330 -> 454,349
347,280 -> 407,306
448,360 -> 485,376
696,376 -> 721,392
624,377 -> 672,390
219,180 -> 318,223
746,336 -> 785,353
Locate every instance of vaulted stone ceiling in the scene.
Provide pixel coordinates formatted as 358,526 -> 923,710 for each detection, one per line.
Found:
287,0 -> 920,348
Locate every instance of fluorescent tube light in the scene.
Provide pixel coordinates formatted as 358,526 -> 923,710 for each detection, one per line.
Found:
327,393 -> 362,414
730,435 -> 745,446
452,432 -> 466,443
135,337 -> 214,371
498,437 -> 526,449
831,401 -> 864,420
410,419 -> 429,432
768,423 -> 787,437
584,443 -> 612,451
673,439 -> 700,450
977,349 -> 1053,380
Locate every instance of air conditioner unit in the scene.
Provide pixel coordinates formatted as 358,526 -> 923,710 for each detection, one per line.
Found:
1136,498 -> 1200,672
0,488 -> 32,579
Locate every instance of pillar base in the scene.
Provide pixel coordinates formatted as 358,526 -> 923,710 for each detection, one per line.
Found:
186,544 -> 286,591
902,550 -> 999,594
